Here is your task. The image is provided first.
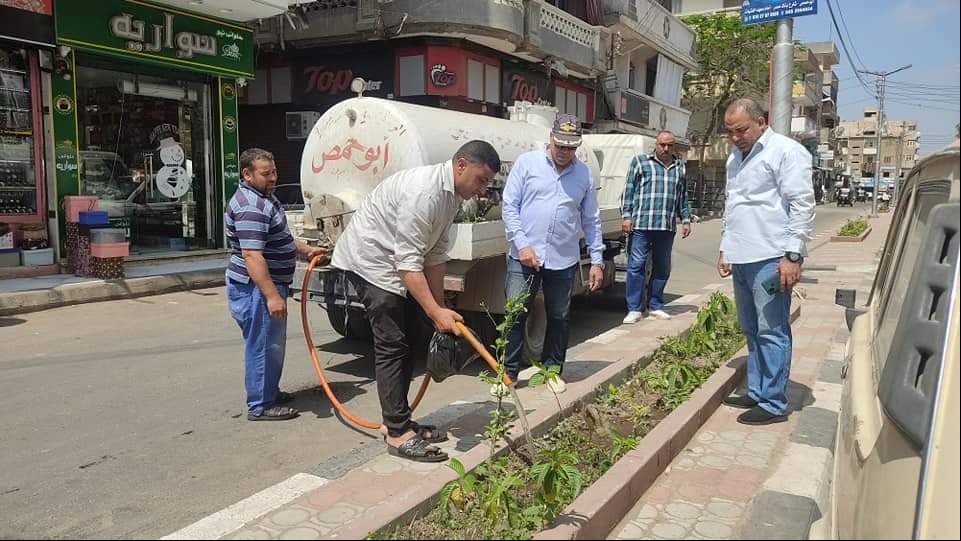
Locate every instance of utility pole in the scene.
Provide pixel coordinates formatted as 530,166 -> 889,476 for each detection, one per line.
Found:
858,64 -> 911,216
770,19 -> 794,135
893,131 -> 904,204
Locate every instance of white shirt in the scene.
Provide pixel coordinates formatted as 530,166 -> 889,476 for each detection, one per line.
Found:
721,128 -> 816,264
331,161 -> 461,296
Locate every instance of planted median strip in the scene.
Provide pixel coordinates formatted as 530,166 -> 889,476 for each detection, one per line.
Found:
832,216 -> 872,242
373,292 -> 745,540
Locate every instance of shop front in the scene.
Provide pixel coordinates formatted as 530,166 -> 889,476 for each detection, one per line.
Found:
52,0 -> 253,256
0,1 -> 55,272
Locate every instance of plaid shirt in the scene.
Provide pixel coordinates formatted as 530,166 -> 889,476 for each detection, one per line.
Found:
621,153 -> 691,232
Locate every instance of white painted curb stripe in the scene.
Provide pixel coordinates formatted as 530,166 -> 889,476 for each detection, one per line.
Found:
162,473 -> 328,540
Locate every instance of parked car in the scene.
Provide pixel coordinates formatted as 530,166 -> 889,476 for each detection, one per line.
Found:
825,139 -> 959,539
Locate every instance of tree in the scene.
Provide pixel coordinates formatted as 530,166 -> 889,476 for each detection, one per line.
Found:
681,14 -> 776,144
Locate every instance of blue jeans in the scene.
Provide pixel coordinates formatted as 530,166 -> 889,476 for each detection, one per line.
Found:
504,257 -> 577,380
731,258 -> 793,416
625,230 -> 675,312
227,279 -> 289,416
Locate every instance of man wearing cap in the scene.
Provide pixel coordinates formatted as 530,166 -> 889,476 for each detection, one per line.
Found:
500,113 -> 605,395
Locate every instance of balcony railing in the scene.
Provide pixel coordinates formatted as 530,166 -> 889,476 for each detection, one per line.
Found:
539,2 -> 602,51
612,88 -> 691,135
601,0 -> 697,69
792,79 -> 818,107
791,116 -> 817,139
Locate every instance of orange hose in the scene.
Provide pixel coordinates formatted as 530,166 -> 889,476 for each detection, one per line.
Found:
455,322 -> 514,386
301,254 -> 431,431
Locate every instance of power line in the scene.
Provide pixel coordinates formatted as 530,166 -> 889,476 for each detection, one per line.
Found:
824,0 -> 873,95
834,0 -> 866,70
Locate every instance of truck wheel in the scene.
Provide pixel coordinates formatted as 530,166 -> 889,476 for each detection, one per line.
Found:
326,305 -> 372,340
523,294 -> 546,363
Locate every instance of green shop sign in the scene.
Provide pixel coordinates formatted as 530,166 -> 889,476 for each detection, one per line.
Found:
55,0 -> 254,78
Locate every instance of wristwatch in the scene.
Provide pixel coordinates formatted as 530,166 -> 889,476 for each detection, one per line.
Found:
785,251 -> 802,263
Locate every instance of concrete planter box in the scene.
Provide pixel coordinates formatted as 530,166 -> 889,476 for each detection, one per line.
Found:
534,301 -> 800,540
830,226 -> 872,243
362,299 -> 800,541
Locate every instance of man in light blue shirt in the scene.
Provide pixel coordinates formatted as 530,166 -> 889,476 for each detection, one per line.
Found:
500,113 -> 605,394
718,98 -> 816,426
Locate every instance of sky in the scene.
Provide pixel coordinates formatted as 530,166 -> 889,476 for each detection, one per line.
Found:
793,0 -> 960,156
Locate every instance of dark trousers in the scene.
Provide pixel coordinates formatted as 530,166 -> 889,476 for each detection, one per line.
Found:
347,272 -> 431,437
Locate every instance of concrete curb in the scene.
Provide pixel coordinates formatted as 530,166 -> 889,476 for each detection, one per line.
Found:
0,269 -> 225,316
533,302 -> 802,541
829,227 -> 872,243
336,295 -> 711,540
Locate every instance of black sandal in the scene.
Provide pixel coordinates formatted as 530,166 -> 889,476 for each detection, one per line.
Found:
248,406 -> 299,421
410,422 -> 448,443
387,435 -> 448,463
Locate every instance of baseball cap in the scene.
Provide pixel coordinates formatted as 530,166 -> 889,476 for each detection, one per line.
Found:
551,113 -> 582,147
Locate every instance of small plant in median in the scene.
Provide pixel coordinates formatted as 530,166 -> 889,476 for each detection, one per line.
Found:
839,216 -> 869,237
378,291 -> 745,540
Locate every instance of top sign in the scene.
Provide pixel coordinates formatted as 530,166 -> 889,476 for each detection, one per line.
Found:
54,0 -> 254,78
741,0 -> 817,25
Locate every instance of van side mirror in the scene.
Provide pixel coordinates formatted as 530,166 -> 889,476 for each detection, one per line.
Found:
835,288 -> 856,309
835,288 -> 866,330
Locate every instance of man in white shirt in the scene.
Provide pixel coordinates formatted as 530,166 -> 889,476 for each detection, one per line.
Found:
717,98 -> 815,425
331,140 -> 500,462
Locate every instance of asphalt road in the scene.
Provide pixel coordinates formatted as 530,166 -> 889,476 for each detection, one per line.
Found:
0,203 -> 863,539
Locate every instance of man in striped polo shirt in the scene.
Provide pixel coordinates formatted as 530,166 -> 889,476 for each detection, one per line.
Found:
620,130 -> 692,324
226,148 -> 328,421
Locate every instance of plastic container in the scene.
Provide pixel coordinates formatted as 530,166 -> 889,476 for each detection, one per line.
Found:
0,248 -> 20,267
90,228 -> 126,244
64,196 -> 98,223
78,210 -> 110,226
90,242 -> 129,258
21,247 -> 54,266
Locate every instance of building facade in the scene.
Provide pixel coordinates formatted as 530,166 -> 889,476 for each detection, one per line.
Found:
238,0 -> 695,187
837,108 -> 920,193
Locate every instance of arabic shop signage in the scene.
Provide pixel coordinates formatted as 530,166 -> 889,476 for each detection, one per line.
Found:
293,50 -> 393,106
54,0 -> 254,78
501,64 -> 552,106
741,0 -> 817,25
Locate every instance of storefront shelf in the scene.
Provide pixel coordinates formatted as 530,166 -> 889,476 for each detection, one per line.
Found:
0,87 -> 29,94
0,129 -> 31,136
0,158 -> 32,164
0,106 -> 31,113
0,186 -> 35,191
0,67 -> 27,75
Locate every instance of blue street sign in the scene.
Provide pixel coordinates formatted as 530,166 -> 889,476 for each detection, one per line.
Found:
741,0 -> 818,25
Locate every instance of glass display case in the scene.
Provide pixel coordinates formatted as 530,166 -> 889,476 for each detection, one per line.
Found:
0,47 -> 43,224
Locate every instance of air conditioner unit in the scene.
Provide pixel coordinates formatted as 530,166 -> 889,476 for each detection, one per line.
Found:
285,111 -> 321,140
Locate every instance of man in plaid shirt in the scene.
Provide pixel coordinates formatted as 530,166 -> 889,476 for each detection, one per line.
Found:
620,130 -> 692,323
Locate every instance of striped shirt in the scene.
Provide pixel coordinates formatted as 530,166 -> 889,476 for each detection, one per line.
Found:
621,153 -> 691,232
225,183 -> 297,285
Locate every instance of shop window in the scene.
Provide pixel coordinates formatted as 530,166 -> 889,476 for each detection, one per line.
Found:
468,59 -> 484,101
485,64 -> 500,105
555,85 -> 591,122
75,64 -> 212,253
399,55 -> 425,96
467,58 -> 500,104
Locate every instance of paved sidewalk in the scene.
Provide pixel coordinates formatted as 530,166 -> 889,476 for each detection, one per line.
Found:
608,213 -> 891,540
0,258 -> 225,315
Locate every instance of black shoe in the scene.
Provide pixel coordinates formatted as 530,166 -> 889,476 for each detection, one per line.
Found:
737,406 -> 787,425
723,394 -> 757,409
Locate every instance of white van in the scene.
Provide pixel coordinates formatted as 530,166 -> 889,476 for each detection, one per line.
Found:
826,139 -> 959,539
